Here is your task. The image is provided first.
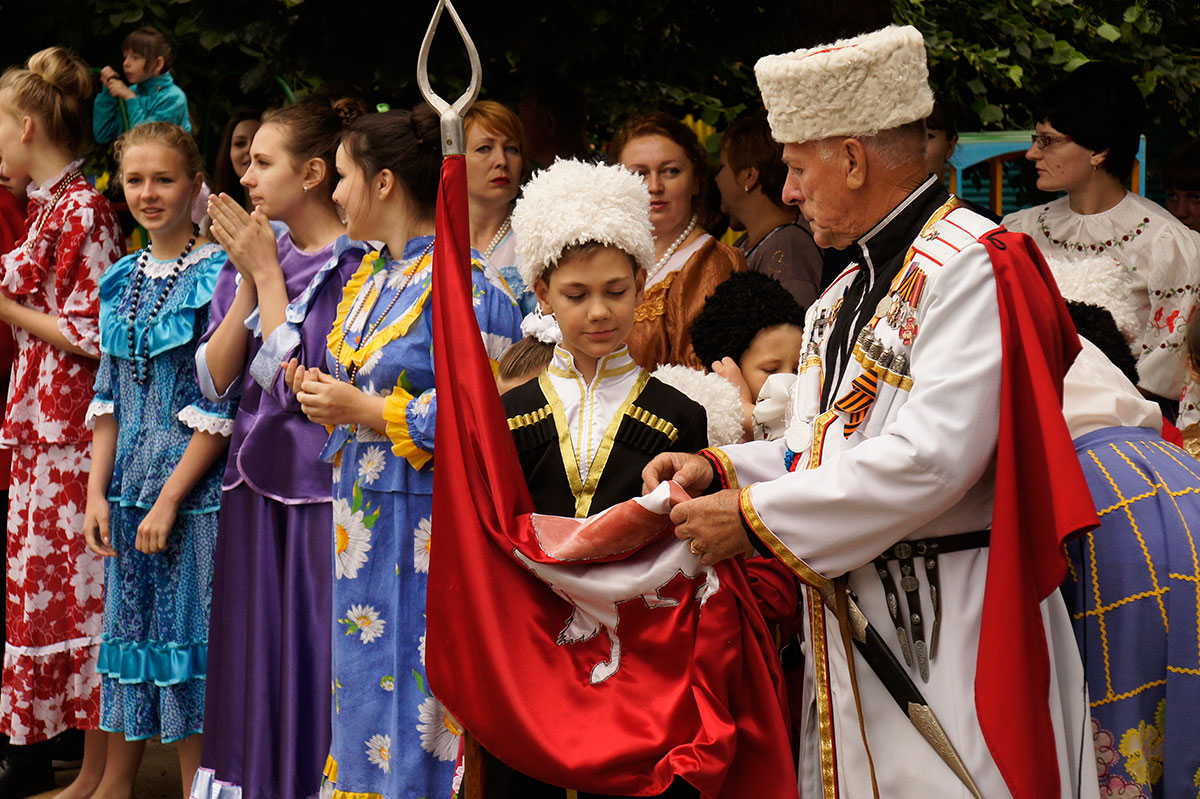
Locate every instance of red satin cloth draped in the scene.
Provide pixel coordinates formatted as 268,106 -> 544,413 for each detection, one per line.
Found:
977,228 -> 1099,799
425,155 -> 796,797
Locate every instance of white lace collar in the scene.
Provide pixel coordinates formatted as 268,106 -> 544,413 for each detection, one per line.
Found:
139,242 -> 222,279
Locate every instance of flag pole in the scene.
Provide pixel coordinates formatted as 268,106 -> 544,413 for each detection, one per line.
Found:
417,2 -> 483,795
416,0 -> 481,156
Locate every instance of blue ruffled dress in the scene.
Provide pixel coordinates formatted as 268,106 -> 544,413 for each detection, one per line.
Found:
88,242 -> 235,741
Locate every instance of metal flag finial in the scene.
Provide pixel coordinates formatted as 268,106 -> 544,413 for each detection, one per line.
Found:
416,0 -> 482,156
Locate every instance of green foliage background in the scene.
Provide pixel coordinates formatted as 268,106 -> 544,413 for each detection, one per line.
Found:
4,0 -> 1198,171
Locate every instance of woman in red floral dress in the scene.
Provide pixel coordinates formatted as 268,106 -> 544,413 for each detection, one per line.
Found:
0,47 -> 123,798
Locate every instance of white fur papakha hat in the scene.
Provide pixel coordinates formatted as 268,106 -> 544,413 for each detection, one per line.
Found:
755,25 -> 934,144
512,159 -> 655,288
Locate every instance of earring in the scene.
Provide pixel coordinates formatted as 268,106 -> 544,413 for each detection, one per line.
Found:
743,185 -> 750,193
303,184 -> 310,193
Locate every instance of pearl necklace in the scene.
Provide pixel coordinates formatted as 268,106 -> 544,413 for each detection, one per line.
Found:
648,213 -> 697,284
126,226 -> 198,384
334,240 -> 435,384
482,214 -> 512,260
22,169 -> 83,253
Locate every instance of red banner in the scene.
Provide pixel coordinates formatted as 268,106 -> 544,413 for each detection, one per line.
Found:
426,155 -> 797,797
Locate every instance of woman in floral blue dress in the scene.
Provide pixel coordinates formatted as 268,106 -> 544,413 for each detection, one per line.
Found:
82,123 -> 235,797
288,106 -> 520,798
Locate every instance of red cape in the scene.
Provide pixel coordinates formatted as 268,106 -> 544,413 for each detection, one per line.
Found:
425,155 -> 797,797
978,228 -> 1099,799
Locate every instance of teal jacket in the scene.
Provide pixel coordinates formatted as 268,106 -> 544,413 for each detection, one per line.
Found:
93,72 -> 191,143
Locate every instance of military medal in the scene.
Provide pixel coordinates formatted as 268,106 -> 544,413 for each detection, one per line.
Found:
900,315 -> 919,344
785,419 -> 813,454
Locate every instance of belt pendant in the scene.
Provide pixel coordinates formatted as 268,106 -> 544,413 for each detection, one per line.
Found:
873,555 -> 913,668
896,543 -> 929,682
927,551 -> 942,660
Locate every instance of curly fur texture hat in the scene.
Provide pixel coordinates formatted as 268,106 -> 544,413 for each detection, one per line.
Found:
689,271 -> 807,368
512,159 -> 655,288
755,25 -> 934,144
651,365 -> 746,447
1042,254 -> 1140,346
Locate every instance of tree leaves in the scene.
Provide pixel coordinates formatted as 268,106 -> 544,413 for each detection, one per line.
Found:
895,0 -> 1200,134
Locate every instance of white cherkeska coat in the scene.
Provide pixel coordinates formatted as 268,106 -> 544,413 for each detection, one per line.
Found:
710,196 -> 1098,799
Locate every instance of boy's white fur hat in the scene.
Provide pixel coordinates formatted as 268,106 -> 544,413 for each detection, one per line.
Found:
512,159 -> 655,288
755,25 -> 934,144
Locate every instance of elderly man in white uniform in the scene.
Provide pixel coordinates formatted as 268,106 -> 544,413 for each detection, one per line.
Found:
644,26 -> 1099,799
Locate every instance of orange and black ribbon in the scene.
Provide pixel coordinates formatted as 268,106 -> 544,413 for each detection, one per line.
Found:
832,368 -> 880,437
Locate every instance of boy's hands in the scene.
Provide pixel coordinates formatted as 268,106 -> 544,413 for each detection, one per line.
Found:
100,66 -> 136,99
711,357 -> 756,439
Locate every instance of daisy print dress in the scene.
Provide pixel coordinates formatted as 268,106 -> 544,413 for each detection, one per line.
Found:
319,237 -> 520,799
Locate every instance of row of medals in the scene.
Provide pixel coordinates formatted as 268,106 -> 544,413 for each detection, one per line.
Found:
784,290 -> 918,456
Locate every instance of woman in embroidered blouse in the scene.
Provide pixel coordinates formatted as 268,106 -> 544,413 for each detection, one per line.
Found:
288,105 -> 520,799
82,123 -> 234,799
191,102 -> 367,799
0,47 -> 123,797
465,101 -> 534,314
611,112 -> 745,370
1002,62 -> 1200,422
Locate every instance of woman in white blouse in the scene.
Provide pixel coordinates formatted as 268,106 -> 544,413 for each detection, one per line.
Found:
1003,61 -> 1200,421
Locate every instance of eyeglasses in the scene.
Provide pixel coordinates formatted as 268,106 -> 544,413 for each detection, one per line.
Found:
1030,133 -> 1072,150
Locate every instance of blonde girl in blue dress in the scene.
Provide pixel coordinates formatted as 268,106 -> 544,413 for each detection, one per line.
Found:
82,122 -> 234,797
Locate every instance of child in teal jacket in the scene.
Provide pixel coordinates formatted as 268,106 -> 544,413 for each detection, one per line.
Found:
94,26 -> 191,143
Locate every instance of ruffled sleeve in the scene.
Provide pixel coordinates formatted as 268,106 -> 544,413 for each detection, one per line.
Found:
86,353 -> 116,429
177,400 -> 235,437
382,379 -> 435,470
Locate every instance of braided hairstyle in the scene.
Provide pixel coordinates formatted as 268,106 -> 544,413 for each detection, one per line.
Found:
690,271 -> 806,368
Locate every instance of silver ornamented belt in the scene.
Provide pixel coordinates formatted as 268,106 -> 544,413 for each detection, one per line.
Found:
872,529 -> 990,682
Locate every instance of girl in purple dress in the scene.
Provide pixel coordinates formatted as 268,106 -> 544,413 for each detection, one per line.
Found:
191,103 -> 367,799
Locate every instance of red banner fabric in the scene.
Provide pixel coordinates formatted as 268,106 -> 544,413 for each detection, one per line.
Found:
426,154 -> 797,797
977,228 -> 1100,799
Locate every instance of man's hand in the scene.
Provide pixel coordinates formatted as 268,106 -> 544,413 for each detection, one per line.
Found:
671,489 -> 753,566
642,451 -> 713,496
